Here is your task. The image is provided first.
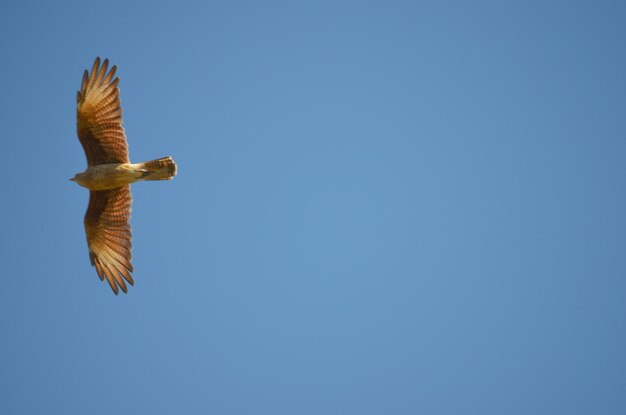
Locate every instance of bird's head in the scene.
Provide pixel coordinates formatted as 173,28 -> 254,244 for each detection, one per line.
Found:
69,172 -> 85,186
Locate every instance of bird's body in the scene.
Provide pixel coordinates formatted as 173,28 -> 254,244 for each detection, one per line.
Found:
71,57 -> 176,294
72,158 -> 176,190
72,163 -> 146,190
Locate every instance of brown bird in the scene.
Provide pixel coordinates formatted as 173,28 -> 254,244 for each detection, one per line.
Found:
71,57 -> 177,294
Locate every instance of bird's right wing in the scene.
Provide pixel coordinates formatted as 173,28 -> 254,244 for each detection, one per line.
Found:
76,57 -> 130,166
84,186 -> 134,294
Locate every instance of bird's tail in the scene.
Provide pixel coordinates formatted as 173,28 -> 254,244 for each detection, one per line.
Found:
138,157 -> 177,180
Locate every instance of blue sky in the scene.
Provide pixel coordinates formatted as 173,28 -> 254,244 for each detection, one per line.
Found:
1,1 -> 625,414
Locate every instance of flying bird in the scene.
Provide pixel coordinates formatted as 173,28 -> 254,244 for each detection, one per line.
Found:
71,57 -> 177,294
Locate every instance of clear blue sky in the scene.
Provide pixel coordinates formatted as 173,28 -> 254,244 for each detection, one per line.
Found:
1,1 -> 625,414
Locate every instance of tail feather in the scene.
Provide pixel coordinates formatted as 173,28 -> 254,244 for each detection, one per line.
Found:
139,157 -> 177,180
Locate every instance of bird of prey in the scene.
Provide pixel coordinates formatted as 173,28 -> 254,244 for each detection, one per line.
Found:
71,57 -> 177,294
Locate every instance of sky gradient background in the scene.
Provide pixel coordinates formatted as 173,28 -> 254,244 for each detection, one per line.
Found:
1,1 -> 626,414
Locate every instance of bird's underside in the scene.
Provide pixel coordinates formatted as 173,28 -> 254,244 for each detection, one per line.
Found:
73,57 -> 176,295
72,159 -> 177,191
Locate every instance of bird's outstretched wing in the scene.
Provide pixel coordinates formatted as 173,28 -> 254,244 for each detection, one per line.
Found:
77,57 -> 130,166
85,186 -> 134,294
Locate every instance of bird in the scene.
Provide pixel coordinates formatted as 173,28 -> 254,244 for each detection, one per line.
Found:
71,57 -> 177,294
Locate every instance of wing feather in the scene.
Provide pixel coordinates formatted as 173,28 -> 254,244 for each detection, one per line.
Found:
85,186 -> 134,295
77,57 -> 130,165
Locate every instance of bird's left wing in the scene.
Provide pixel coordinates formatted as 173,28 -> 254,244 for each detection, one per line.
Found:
77,57 -> 130,166
84,186 -> 134,294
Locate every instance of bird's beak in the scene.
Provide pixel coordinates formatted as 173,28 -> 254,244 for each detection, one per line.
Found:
69,177 -> 75,182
